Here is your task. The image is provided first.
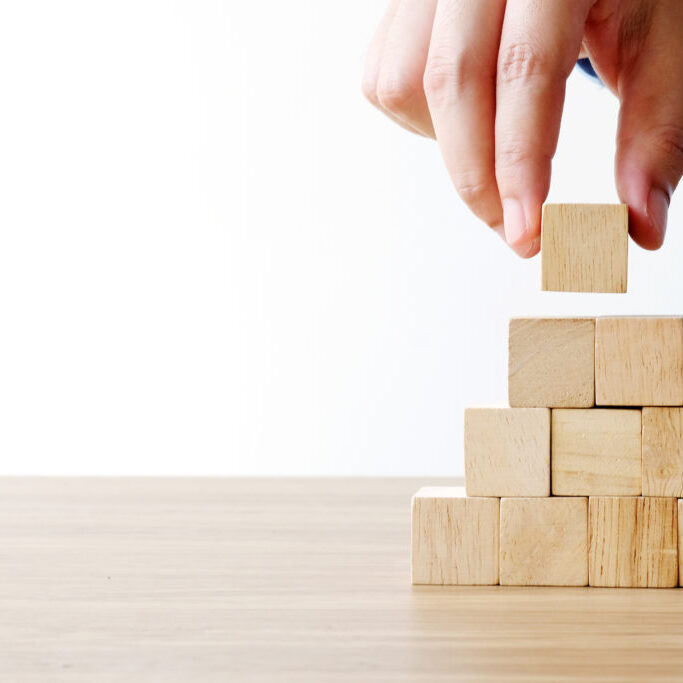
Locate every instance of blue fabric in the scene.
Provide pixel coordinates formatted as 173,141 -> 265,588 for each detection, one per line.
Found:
577,57 -> 601,83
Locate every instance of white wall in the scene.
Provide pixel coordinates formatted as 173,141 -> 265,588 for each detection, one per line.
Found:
1,1 -> 681,474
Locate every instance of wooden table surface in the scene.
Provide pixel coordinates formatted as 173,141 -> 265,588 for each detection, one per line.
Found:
2,477 -> 683,681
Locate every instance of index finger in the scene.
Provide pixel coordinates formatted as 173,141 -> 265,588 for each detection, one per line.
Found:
495,0 -> 593,256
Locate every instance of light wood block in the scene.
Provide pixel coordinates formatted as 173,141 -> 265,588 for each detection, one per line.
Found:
551,409 -> 641,496
540,203 -> 628,293
589,496 -> 678,588
508,317 -> 595,408
410,487 -> 499,585
595,317 -> 683,406
643,408 -> 683,497
465,407 -> 550,497
500,497 -> 588,586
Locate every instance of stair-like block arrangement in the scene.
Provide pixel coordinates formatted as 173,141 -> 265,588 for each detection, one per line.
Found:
412,315 -> 683,588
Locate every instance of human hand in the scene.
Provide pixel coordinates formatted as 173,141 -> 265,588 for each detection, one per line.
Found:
362,0 -> 683,257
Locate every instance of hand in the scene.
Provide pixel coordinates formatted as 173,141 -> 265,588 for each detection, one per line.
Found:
362,0 -> 683,257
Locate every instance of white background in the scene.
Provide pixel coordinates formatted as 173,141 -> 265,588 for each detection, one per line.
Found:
1,1 -> 681,475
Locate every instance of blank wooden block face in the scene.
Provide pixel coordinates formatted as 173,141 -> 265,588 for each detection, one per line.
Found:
508,318 -> 595,408
500,497 -> 588,586
551,409 -> 641,496
595,317 -> 683,406
465,407 -> 550,497
411,487 -> 499,585
589,497 -> 678,588
643,408 -> 683,497
541,204 -> 628,293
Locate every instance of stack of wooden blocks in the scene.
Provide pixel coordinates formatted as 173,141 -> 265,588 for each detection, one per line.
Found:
412,206 -> 683,588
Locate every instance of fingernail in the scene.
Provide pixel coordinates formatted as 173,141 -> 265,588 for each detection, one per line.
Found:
647,187 -> 670,244
502,198 -> 528,246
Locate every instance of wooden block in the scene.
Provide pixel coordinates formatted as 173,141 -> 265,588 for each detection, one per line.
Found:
411,487 -> 499,585
589,496 -> 678,588
500,497 -> 588,586
541,203 -> 628,293
508,317 -> 595,408
465,407 -> 550,497
642,408 -> 683,497
595,317 -> 683,406
551,409 -> 641,496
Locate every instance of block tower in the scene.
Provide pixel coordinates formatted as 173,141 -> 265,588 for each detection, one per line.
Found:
411,204 -> 683,588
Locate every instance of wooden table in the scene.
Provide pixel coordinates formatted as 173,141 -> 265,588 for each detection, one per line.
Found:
1,477 -> 683,681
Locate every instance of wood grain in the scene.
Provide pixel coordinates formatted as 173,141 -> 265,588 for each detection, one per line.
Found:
540,203 -> 628,293
589,496 -> 678,588
464,407 -> 550,497
595,317 -> 683,406
5,478 -> 683,682
411,487 -> 499,585
551,409 -> 642,496
642,408 -> 683,497
508,317 -> 595,408
500,497 -> 588,586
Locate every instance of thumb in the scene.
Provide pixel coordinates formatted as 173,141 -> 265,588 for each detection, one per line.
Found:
614,8 -> 683,249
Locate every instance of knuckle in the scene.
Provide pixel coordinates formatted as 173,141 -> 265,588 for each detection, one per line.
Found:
376,72 -> 419,113
451,172 -> 503,228
498,42 -> 552,85
495,143 -> 552,193
496,141 -> 551,172
496,142 -> 532,170
649,124 -> 683,169
423,53 -> 483,105
453,174 -> 494,207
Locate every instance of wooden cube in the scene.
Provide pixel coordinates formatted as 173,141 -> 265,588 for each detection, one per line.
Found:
595,317 -> 683,406
643,408 -> 683,497
541,203 -> 628,293
508,317 -> 595,408
500,497 -> 588,586
589,496 -> 678,588
465,407 -> 550,497
411,487 -> 499,585
551,409 -> 641,496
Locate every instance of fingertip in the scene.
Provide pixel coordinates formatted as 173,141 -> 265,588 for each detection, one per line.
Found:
522,236 -> 541,259
509,235 -> 540,259
617,164 -> 669,250
502,196 -> 542,251
502,198 -> 526,246
627,198 -> 667,250
645,186 -> 669,248
490,224 -> 506,241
